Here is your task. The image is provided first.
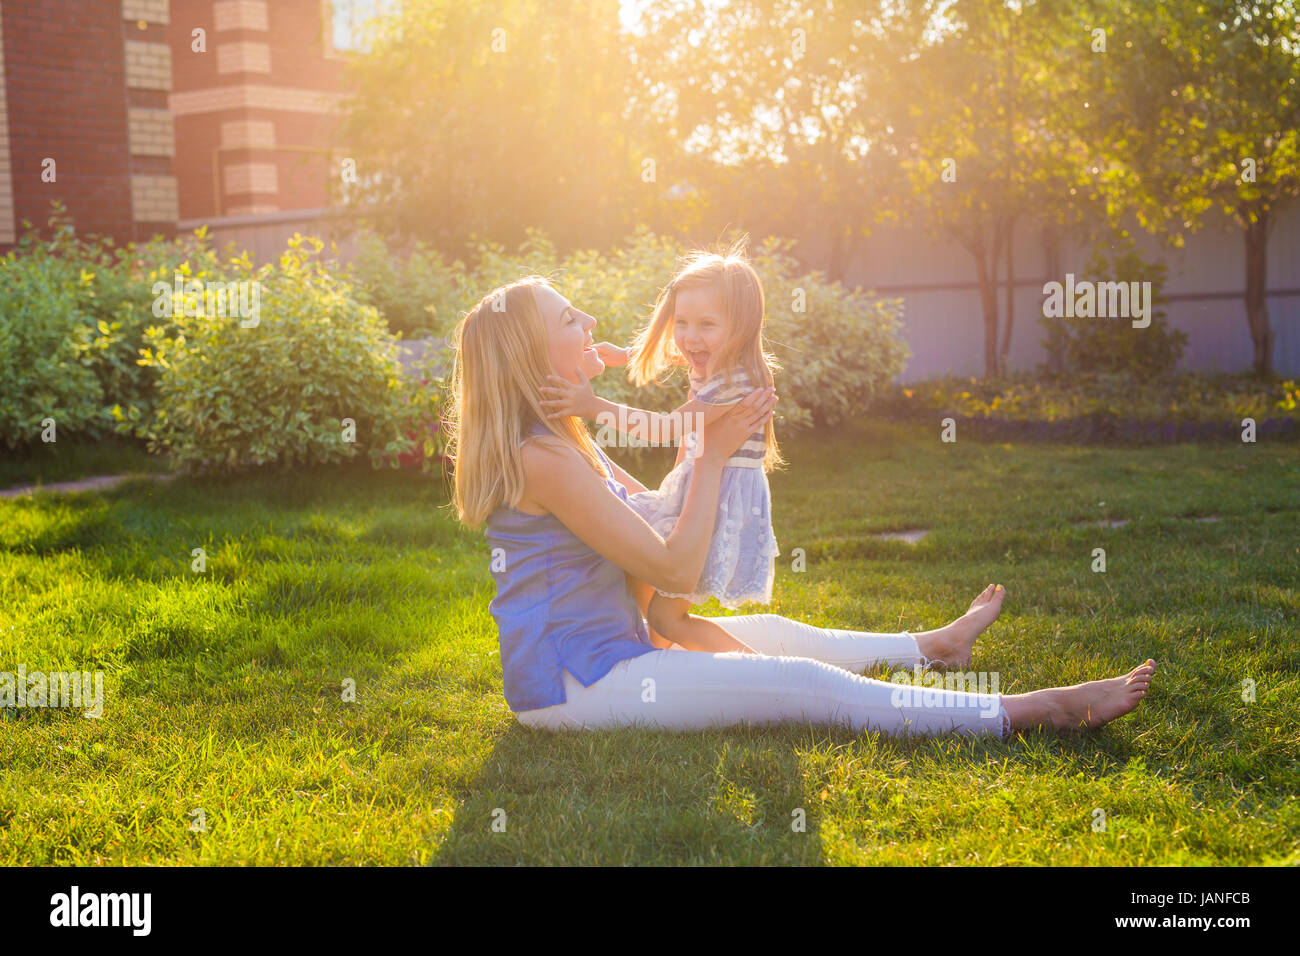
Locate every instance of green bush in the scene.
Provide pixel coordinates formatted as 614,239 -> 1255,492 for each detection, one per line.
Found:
759,242 -> 909,428
1040,242 -> 1188,378
130,236 -> 416,472
394,350 -> 451,470
0,206 -> 212,448
0,219 -> 104,448
349,226 -> 910,430
3,211 -> 907,467
77,230 -> 215,433
878,372 -> 1300,433
348,232 -> 471,339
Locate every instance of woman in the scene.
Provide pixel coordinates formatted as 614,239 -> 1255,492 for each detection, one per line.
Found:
445,275 -> 1156,737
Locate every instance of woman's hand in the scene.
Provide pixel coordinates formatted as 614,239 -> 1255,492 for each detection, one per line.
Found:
594,343 -> 629,367
540,369 -> 602,420
694,388 -> 776,464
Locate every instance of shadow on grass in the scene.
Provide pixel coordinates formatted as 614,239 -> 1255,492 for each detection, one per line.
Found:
430,721 -> 836,865
422,651 -> 1188,866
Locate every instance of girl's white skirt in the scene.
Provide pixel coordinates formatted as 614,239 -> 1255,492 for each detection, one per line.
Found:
627,459 -> 779,608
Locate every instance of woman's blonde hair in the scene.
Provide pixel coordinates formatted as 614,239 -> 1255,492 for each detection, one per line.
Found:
445,276 -> 604,527
628,241 -> 782,471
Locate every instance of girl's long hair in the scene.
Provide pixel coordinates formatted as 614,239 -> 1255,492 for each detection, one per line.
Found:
628,242 -> 782,471
446,276 -> 604,527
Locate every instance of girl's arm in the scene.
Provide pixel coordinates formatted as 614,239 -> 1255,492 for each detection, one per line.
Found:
594,343 -> 629,367
540,369 -> 732,444
519,389 -> 776,595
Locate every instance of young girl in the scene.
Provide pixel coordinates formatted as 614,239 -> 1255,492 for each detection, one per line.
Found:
540,248 -> 781,656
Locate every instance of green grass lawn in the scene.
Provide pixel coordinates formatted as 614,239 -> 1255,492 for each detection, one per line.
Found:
1,423 -> 1297,865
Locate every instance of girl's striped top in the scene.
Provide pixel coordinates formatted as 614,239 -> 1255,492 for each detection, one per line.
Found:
692,366 -> 766,469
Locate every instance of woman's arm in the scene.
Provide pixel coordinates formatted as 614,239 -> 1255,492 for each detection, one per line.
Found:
626,575 -> 673,647
520,389 -> 776,595
603,456 -> 648,495
520,441 -> 723,595
671,433 -> 688,469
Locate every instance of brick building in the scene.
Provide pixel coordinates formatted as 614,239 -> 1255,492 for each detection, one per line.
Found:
0,0 -> 179,250
170,0 -> 348,221
0,0 -> 357,255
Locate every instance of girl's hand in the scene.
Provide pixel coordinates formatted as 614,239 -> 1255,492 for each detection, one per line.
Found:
594,343 -> 628,367
695,388 -> 776,464
540,369 -> 602,420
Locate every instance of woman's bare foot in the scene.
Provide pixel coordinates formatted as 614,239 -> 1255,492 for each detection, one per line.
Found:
913,584 -> 1006,668
1003,660 -> 1156,733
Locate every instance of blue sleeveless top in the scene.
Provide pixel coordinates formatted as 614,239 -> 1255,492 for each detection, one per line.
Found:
484,432 -> 655,712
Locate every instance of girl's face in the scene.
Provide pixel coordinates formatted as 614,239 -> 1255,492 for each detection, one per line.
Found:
534,285 -> 603,384
673,284 -> 729,379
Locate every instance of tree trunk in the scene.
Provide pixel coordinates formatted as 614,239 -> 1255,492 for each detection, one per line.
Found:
1042,225 -> 1065,374
1243,210 -> 1274,377
828,228 -> 847,283
841,231 -> 862,285
1000,217 -> 1015,377
974,243 -> 1001,378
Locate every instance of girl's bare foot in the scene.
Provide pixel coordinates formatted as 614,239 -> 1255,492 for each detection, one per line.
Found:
1004,660 -> 1156,733
914,584 -> 1006,668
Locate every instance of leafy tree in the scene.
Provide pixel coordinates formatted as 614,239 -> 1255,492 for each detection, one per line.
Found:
883,0 -> 1092,377
1078,0 -> 1300,375
336,0 -> 657,254
624,0 -> 937,279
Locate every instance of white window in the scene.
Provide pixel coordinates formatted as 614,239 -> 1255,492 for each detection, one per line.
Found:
325,0 -> 397,56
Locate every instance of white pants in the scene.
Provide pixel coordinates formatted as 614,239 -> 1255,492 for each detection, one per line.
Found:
515,613 -> 1009,738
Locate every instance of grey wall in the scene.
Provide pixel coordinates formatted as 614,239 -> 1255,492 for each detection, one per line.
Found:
839,206 -> 1300,380
182,208 -> 362,266
196,203 -> 1300,380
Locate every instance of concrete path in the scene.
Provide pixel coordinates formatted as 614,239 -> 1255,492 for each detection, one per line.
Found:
0,472 -> 174,499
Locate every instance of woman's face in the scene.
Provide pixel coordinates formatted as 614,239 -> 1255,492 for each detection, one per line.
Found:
533,285 -> 603,384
